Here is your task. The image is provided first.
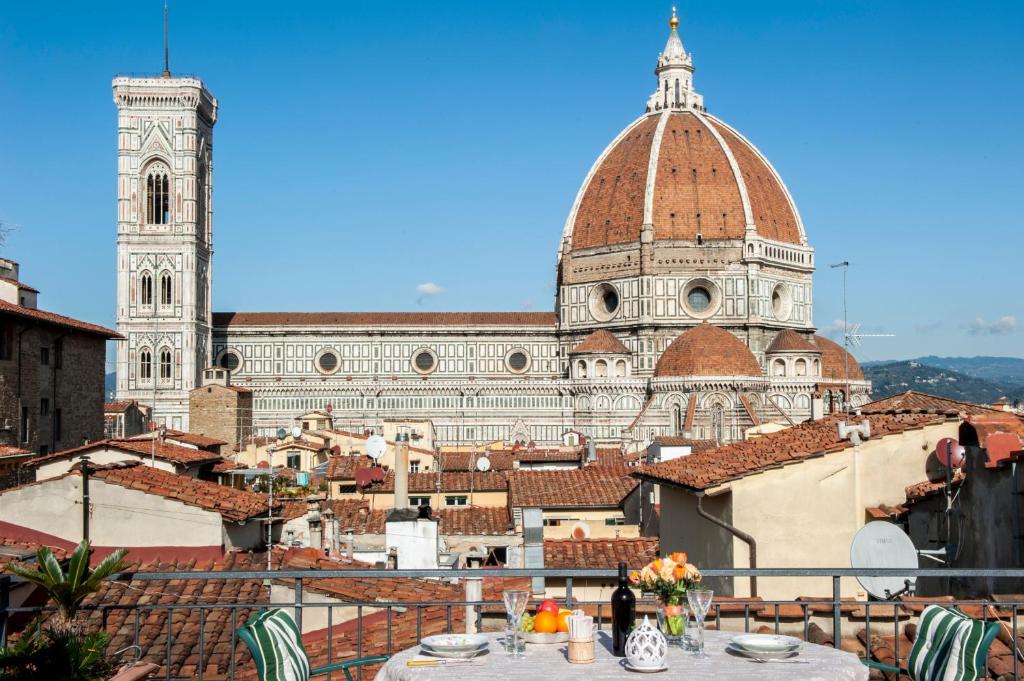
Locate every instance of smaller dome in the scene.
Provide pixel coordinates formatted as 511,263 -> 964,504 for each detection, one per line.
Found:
766,329 -> 817,354
655,323 -> 762,377
814,335 -> 864,380
570,330 -> 630,355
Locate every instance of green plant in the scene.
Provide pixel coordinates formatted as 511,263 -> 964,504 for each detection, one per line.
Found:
6,541 -> 127,627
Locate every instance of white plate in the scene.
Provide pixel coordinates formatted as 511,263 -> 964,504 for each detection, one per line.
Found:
420,640 -> 488,654
418,646 -> 489,660
419,634 -> 489,653
521,631 -> 570,644
730,634 -> 802,653
726,643 -> 799,660
623,662 -> 668,673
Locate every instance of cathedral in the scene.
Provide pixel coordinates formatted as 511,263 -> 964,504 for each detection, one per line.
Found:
113,11 -> 869,446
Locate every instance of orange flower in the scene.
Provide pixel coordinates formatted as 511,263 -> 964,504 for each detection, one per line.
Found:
673,565 -> 686,581
670,551 -> 688,565
629,571 -> 640,584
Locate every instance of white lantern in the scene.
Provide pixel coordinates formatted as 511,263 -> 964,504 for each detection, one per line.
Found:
625,615 -> 668,669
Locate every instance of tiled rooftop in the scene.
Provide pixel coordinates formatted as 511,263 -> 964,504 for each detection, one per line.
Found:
213,311 -> 558,327
814,334 -> 864,381
0,445 -> 31,459
766,328 -> 817,354
0,298 -> 121,338
508,466 -> 638,508
27,438 -> 223,467
860,390 -> 998,416
323,500 -> 512,536
653,323 -> 763,378
325,454 -> 373,479
569,329 -> 631,355
103,400 -> 139,414
634,413 -> 948,491
364,470 -> 509,493
544,538 -> 659,569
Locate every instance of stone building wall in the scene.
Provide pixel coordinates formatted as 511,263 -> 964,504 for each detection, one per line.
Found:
189,383 -> 252,449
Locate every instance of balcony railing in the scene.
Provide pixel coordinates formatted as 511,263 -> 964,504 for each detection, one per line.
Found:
2,567 -> 1024,680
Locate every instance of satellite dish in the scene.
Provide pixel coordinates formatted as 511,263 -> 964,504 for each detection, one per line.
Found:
935,437 -> 966,469
476,456 -> 491,472
366,435 -> 387,460
291,426 -> 302,439
354,469 -> 372,487
570,522 -> 591,539
326,403 -> 334,414
850,521 -> 919,599
276,428 -> 287,440
369,466 -> 386,483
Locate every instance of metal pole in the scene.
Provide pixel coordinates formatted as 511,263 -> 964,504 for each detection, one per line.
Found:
81,455 -> 91,543
829,261 -> 850,413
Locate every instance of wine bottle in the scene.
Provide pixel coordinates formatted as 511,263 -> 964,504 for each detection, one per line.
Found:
611,561 -> 636,656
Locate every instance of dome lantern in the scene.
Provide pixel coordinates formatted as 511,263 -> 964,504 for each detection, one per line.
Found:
647,7 -> 704,113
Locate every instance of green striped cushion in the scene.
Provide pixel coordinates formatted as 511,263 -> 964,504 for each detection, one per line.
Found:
941,613 -> 998,681
907,606 -> 965,681
243,609 -> 312,681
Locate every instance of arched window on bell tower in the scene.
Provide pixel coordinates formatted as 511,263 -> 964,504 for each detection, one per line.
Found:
160,272 -> 172,306
159,348 -> 172,381
145,162 -> 170,225
139,348 -> 152,382
140,272 -> 153,306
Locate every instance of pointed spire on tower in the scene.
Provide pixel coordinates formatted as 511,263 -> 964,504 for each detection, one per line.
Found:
646,7 -> 704,113
162,1 -> 171,78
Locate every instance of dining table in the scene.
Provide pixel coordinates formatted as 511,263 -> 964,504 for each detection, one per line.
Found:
373,630 -> 869,681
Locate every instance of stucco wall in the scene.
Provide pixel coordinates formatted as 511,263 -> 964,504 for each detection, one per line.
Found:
0,476 -> 223,548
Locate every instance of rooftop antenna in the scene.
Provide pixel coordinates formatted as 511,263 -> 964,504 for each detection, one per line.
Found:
162,1 -> 171,78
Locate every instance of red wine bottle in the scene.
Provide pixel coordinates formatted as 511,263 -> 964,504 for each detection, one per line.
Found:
611,561 -> 635,656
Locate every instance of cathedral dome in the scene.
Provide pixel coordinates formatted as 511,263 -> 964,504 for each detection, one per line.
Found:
562,110 -> 804,255
813,335 -> 864,381
654,323 -> 762,378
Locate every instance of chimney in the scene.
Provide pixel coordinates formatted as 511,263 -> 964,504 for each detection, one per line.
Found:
385,506 -> 439,570
394,432 -> 410,509
522,507 -> 545,595
322,507 -> 336,555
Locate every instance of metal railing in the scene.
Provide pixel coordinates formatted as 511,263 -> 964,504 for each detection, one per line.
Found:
2,567 -> 1024,681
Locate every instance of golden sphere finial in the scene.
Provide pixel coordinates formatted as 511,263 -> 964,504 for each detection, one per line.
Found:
669,6 -> 679,29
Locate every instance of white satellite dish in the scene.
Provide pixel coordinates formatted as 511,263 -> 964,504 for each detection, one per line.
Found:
291,426 -> 302,439
850,521 -> 919,599
476,456 -> 491,472
366,435 -> 387,461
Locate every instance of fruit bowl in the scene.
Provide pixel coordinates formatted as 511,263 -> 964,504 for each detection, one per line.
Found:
522,631 -> 570,644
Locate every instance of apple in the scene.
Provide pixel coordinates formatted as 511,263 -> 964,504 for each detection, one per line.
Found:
537,600 -> 559,616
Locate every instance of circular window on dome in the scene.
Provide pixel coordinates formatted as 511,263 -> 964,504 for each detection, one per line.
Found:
772,284 -> 793,322
411,348 -> 438,375
217,349 -> 242,373
588,283 -> 620,322
681,279 -> 720,319
505,349 -> 531,374
314,348 -> 340,375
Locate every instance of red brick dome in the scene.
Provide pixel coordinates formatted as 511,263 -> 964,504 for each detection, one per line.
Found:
562,110 -> 804,255
813,335 -> 864,381
654,323 -> 762,378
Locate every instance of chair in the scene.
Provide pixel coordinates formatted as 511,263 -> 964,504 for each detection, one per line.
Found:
862,605 -> 1000,681
239,608 -> 388,681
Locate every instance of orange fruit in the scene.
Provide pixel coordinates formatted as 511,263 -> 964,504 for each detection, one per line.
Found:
556,610 -> 571,633
534,610 -> 558,634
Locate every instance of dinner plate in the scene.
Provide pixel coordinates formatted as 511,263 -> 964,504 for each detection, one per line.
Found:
623,662 -> 668,673
730,634 -> 802,653
521,631 -> 570,644
418,646 -> 489,660
726,643 -> 799,660
419,634 -> 489,653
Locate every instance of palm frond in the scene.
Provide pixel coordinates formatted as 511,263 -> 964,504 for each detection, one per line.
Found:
38,548 -> 65,586
65,540 -> 91,589
81,548 -> 128,592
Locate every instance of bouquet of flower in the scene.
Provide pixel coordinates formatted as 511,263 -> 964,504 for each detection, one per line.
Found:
629,552 -> 702,638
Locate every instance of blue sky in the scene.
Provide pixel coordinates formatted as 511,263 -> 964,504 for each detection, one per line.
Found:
1,1 -> 1021,368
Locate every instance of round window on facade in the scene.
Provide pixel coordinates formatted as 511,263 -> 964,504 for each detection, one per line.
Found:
412,348 -> 438,374
315,348 -> 340,375
505,349 -> 531,374
772,283 -> 793,321
217,350 -> 242,373
588,283 -> 620,322
681,279 -> 720,319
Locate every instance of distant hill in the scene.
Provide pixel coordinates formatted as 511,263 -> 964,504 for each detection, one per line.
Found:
105,371 -> 116,401
914,356 -> 1024,388
864,361 -> 1024,405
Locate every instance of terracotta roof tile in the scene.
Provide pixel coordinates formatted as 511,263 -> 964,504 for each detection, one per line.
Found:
103,400 -> 140,414
213,311 -> 557,328
652,437 -> 717,452
635,413 -> 948,491
0,276 -> 38,293
861,390 -> 999,417
508,467 -> 638,508
905,470 -> 965,503
0,445 -> 31,459
89,461 -> 277,522
569,330 -> 631,355
325,454 -> 374,479
544,538 -> 658,569
654,323 -> 762,377
813,335 -> 864,381
766,329 -> 817,354
0,298 -> 120,338
366,470 -> 509,493
26,438 -> 223,467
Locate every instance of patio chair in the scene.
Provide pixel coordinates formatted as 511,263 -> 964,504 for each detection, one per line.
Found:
239,608 -> 388,681
862,605 -> 1000,681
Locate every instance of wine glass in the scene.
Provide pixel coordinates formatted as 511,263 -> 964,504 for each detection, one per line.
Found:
502,590 -> 530,659
686,589 -> 714,658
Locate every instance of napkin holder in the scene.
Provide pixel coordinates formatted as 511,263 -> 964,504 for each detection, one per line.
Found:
567,637 -> 594,664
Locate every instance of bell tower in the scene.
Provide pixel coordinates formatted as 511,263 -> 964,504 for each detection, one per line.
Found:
112,48 -> 218,429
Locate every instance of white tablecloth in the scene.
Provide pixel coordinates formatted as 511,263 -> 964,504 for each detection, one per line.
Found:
374,631 -> 868,681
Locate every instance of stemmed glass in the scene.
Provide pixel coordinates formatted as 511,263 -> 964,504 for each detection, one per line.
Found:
686,589 -> 714,659
502,590 -> 530,659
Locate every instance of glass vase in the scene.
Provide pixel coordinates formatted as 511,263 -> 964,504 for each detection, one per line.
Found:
654,597 -> 686,645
